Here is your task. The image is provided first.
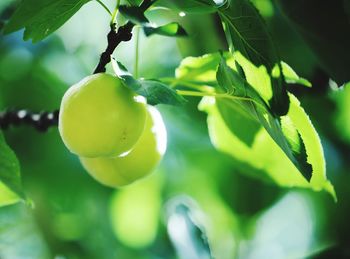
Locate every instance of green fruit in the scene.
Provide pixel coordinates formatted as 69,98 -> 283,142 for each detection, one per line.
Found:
80,106 -> 167,187
59,73 -> 147,158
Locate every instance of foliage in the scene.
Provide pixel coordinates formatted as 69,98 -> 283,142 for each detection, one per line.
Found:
0,0 -> 349,258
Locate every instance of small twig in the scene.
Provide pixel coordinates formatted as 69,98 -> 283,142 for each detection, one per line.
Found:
93,0 -> 156,74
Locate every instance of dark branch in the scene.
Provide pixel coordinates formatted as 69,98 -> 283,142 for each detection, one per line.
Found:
0,109 -> 59,132
93,22 -> 134,74
93,0 -> 156,74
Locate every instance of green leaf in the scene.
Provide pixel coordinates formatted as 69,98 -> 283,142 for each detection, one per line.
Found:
175,52 -> 235,87
216,55 -> 270,115
4,0 -> 90,43
112,59 -> 186,106
275,62 -> 312,87
216,99 -> 261,147
276,0 -> 350,85
175,53 -> 332,188
178,53 -> 334,196
136,80 -> 187,106
125,0 -> 142,6
0,132 -> 25,205
0,182 -> 21,207
216,56 -> 314,182
218,0 -> 289,115
156,0 -> 218,14
143,22 -> 187,37
119,5 -> 149,24
199,96 -> 336,199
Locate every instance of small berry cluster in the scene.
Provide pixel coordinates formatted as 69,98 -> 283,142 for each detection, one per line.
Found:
0,109 -> 59,132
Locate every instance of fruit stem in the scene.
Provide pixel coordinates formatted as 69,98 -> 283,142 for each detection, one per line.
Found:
176,90 -> 267,110
110,0 -> 121,25
134,26 -> 140,78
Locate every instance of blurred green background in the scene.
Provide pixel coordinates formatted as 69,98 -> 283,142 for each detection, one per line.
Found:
0,0 -> 350,258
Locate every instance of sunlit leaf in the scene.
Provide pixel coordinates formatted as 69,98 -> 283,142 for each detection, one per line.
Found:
0,132 -> 25,205
0,182 -> 20,207
143,22 -> 187,37
277,62 -> 312,87
218,0 -> 289,115
4,0 -> 91,43
199,96 -> 335,198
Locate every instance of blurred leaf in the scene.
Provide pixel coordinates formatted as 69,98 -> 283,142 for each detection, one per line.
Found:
166,197 -> 213,259
112,59 -> 186,105
0,132 -> 25,205
334,82 -> 350,144
218,0 -> 289,116
119,5 -> 149,24
276,0 -> 350,85
110,173 -> 162,248
0,182 -> 20,207
143,22 -> 187,37
0,205 -> 51,258
3,0 -> 91,43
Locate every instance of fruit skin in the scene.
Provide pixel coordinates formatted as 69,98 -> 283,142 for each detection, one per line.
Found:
80,106 -> 167,187
59,73 -> 147,158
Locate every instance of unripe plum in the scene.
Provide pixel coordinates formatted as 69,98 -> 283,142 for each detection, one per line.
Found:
80,106 -> 167,187
59,73 -> 147,158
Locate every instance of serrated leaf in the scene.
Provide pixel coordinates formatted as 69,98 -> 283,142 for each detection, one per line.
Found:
143,22 -> 187,37
0,132 -> 25,205
178,53 -> 334,196
199,96 -> 335,199
216,57 -> 314,182
276,62 -> 312,87
119,5 -> 149,24
218,0 -> 289,115
4,0 -> 90,43
112,59 -> 186,106
216,55 -> 270,113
